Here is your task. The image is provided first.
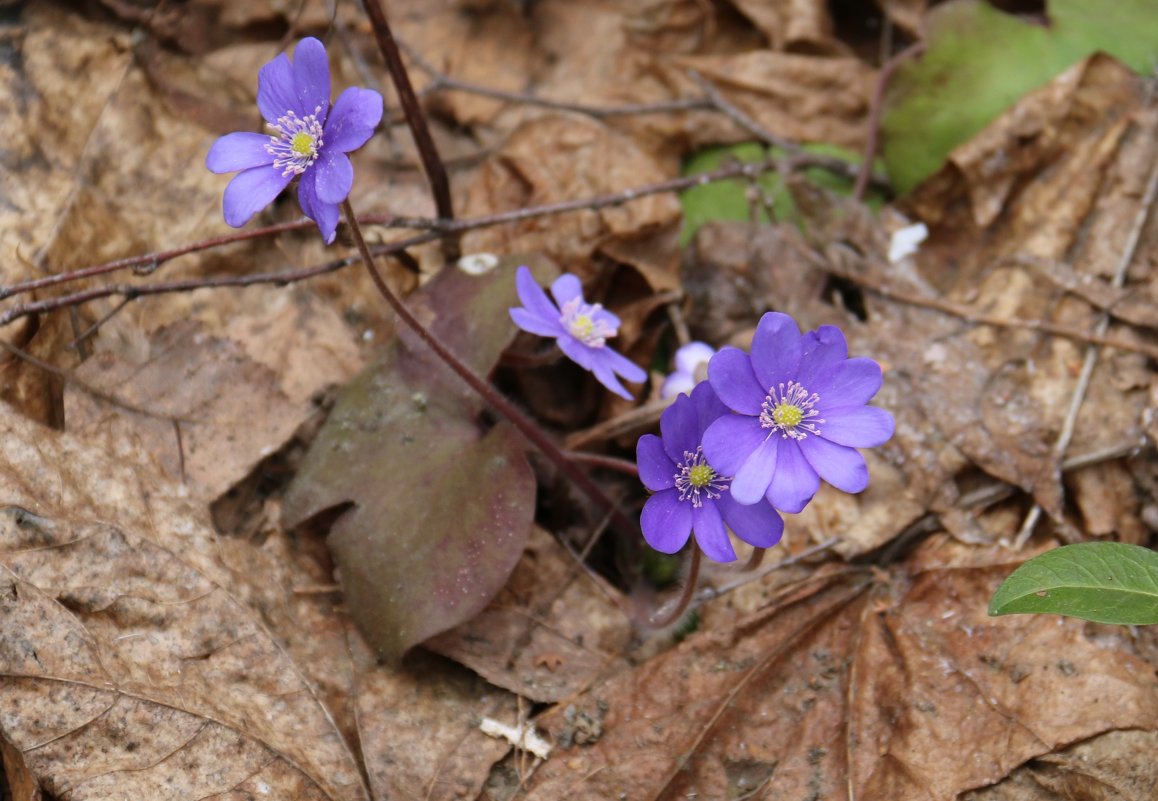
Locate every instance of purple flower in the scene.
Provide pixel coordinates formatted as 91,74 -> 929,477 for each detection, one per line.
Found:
509,266 -> 646,400
660,341 -> 716,400
702,312 -> 894,513
638,382 -> 784,562
206,37 -> 384,244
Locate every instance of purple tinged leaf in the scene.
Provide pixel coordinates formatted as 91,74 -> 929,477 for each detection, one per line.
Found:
282,258 -> 547,664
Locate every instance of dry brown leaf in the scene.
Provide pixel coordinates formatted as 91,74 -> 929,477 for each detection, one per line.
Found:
725,0 -> 844,54
65,320 -> 308,503
426,527 -> 631,703
0,413 -> 369,800
462,114 -> 683,290
516,542 -> 1158,801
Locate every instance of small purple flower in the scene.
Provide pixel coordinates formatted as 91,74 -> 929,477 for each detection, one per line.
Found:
660,341 -> 716,400
509,266 -> 646,400
206,37 -> 384,244
702,312 -> 894,513
637,382 -> 784,562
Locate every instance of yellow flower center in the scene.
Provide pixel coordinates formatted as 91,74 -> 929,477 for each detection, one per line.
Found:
771,403 -> 803,429
291,131 -> 317,157
687,462 -> 715,488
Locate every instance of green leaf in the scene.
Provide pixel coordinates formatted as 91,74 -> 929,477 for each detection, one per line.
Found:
883,0 -> 1158,194
678,142 -> 879,246
282,257 -> 550,663
988,542 -> 1158,625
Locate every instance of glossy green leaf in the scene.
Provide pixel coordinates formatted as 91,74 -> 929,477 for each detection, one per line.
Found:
883,0 -> 1158,194
282,257 -> 552,663
988,542 -> 1158,625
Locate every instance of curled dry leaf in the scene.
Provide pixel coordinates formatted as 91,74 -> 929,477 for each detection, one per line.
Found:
0,413 -> 369,801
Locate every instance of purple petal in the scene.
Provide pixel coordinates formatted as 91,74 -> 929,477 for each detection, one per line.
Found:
692,502 -> 737,562
513,267 -> 562,329
550,274 -> 584,307
207,132 -> 275,173
707,347 -> 765,416
765,439 -> 819,514
598,347 -> 646,383
257,53 -> 298,124
313,149 -> 353,205
797,325 -> 849,386
590,359 -> 633,400
325,87 -> 384,152
812,358 -> 883,410
222,166 -> 292,228
299,171 -> 338,243
717,493 -> 783,549
510,308 -> 563,337
731,436 -> 779,505
821,405 -> 894,448
291,37 -> 331,123
701,415 -> 766,477
557,334 -> 595,371
690,381 -> 728,432
798,436 -> 869,493
660,392 -> 699,463
590,305 -> 621,332
641,491 -> 693,553
637,435 -> 676,491
750,312 -> 803,391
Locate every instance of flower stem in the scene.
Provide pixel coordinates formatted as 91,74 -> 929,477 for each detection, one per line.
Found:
648,547 -> 701,629
340,200 -> 638,540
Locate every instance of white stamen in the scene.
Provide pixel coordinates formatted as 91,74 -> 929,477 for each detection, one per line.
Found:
559,296 -> 617,348
265,106 -> 325,177
674,447 -> 730,508
759,380 -> 823,440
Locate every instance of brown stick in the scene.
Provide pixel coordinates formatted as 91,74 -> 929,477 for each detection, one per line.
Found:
360,0 -> 459,262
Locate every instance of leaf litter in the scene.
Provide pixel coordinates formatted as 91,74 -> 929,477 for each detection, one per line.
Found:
1,1 -> 1157,800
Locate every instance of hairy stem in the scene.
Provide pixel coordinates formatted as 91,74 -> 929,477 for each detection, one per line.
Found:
648,547 -> 701,629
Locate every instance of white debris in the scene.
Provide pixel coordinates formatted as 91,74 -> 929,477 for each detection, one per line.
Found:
457,252 -> 500,275
887,222 -> 929,264
479,716 -> 552,759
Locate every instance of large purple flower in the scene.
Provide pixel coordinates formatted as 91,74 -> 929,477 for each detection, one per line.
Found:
206,37 -> 383,244
637,382 -> 784,562
509,266 -> 646,400
702,313 -> 894,512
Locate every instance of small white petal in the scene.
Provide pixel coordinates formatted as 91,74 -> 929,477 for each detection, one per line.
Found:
887,222 -> 929,264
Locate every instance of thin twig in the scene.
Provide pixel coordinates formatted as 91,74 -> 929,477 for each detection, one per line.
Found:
360,0 -> 458,262
1011,117 -> 1158,549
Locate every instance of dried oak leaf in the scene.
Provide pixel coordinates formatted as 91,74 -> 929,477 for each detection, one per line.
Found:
425,526 -> 631,703
515,540 -> 1158,801
0,412 -> 368,801
282,258 -> 540,665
